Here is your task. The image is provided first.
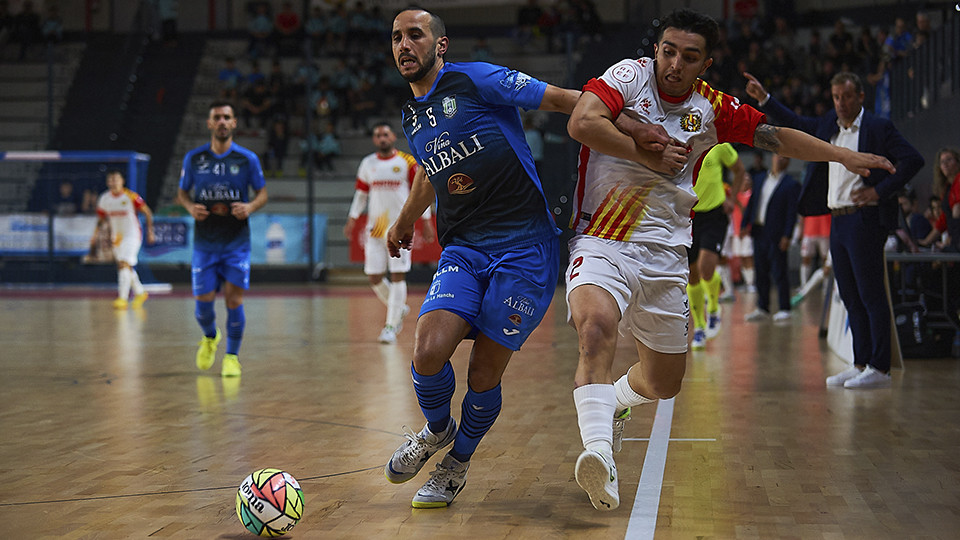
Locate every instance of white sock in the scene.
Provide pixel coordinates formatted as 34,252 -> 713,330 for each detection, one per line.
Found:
800,264 -> 811,288
614,371 -> 657,415
742,267 -> 756,287
130,269 -> 144,295
371,278 -> 390,306
118,267 -> 132,299
573,384 -> 616,455
386,280 -> 407,328
718,264 -> 734,294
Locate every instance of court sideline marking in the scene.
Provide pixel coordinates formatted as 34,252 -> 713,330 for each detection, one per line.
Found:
625,397 -> 674,539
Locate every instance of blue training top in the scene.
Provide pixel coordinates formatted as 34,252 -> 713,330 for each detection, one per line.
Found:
401,61 -> 560,250
179,142 -> 266,253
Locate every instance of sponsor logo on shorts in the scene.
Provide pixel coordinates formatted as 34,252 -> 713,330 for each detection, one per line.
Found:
447,173 -> 476,195
502,328 -> 520,336
503,295 -> 535,316
508,314 -> 522,326
433,265 -> 459,279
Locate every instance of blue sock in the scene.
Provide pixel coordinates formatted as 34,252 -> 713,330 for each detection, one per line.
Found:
412,361 -> 455,434
195,300 -> 216,338
226,305 -> 245,355
450,384 -> 502,463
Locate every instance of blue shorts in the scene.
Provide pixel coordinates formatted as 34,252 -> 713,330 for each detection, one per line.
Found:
420,238 -> 559,351
191,248 -> 251,296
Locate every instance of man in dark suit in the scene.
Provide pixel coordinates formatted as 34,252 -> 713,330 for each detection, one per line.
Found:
744,71 -> 924,389
741,154 -> 801,323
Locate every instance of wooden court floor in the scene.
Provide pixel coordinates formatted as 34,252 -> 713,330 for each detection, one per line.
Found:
1,284 -> 958,539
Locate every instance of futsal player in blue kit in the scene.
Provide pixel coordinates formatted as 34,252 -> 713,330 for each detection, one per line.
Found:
381,7 -> 676,509
378,8 -> 584,508
178,101 -> 268,377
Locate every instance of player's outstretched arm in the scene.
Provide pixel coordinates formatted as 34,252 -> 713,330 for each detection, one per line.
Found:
538,85 -> 581,114
387,167 -> 435,257
752,124 -> 895,177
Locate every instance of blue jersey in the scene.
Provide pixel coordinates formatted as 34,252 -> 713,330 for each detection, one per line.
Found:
401,62 -> 560,250
179,142 -> 266,253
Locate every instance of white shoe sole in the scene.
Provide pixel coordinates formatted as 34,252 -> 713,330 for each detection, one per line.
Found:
575,452 -> 619,511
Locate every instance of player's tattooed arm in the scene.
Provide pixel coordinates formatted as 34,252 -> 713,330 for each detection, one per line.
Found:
751,124 -> 896,177
753,124 -> 781,153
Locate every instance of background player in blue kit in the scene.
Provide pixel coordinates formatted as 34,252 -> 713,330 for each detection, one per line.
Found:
381,7 -> 594,509
177,101 -> 268,377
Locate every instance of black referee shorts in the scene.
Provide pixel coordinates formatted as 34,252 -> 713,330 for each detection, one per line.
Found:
688,206 -> 729,265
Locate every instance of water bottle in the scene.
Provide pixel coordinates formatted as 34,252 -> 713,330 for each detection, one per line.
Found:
265,220 -> 286,264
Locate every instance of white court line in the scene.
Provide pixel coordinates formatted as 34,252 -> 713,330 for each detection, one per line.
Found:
625,397 -> 674,540
625,438 -> 716,442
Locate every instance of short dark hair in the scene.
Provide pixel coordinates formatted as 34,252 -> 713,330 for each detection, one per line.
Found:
396,6 -> 446,41
659,9 -> 720,54
106,169 -> 125,181
830,72 -> 863,94
209,100 -> 236,116
371,121 -> 393,133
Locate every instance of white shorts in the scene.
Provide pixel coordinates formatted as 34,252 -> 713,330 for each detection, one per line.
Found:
565,235 -> 690,354
112,235 -> 141,266
801,236 -> 830,260
364,234 -> 412,275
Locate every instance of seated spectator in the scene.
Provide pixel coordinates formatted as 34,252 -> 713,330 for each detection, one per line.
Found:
218,57 -> 244,101
0,1 -> 13,53
330,59 -> 358,103
514,0 -> 542,51
347,77 -> 380,134
40,3 -> 61,44
537,4 -> 561,53
300,122 -> 341,174
240,79 -> 273,130
326,5 -> 348,55
50,180 -> 81,216
13,0 -> 40,60
267,59 -> 289,116
246,59 -> 265,87
290,59 -> 319,113
898,188 -> 932,246
920,148 -> 960,251
347,2 -> 371,53
247,2 -> 273,59
303,6 -> 327,55
274,1 -> 302,56
312,76 -> 341,126
263,117 -> 289,178
470,37 -> 493,63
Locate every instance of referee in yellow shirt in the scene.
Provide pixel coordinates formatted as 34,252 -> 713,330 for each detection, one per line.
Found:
689,142 -> 745,349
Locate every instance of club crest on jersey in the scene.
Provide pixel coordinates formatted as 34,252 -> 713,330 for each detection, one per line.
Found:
392,166 -> 401,173
447,173 -> 476,195
508,314 -> 522,326
442,95 -> 457,118
680,112 -> 702,132
229,164 -> 240,175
